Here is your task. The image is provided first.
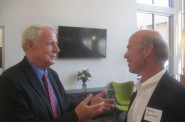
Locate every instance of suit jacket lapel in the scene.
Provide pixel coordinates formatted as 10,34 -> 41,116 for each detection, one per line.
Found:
125,72 -> 170,122
21,57 -> 53,116
141,71 -> 169,121
146,71 -> 169,107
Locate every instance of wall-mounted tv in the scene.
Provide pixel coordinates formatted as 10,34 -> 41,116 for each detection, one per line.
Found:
57,26 -> 107,58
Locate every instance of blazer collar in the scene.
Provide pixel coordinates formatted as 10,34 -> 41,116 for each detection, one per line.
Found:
140,71 -> 171,121
21,57 -> 54,117
147,71 -> 170,106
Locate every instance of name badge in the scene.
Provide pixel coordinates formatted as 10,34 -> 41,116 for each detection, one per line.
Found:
144,107 -> 163,122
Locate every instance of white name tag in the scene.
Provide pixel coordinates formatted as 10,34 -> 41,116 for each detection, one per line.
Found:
144,107 -> 162,122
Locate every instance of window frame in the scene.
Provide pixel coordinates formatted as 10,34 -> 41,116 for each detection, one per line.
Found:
136,0 -> 173,8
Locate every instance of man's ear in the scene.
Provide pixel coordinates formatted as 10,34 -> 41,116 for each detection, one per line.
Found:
27,41 -> 35,50
143,43 -> 153,57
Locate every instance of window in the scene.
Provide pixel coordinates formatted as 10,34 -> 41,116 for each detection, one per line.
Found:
137,12 -> 170,45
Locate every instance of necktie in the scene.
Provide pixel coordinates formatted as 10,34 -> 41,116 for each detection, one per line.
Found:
43,72 -> 58,118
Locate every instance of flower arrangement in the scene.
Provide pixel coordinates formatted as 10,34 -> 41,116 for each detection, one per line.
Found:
77,68 -> 92,91
77,68 -> 92,83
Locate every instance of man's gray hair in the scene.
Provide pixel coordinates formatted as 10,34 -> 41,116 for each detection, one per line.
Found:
139,32 -> 169,61
21,24 -> 56,51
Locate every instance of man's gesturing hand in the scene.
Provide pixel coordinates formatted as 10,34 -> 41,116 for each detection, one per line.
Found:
75,94 -> 105,122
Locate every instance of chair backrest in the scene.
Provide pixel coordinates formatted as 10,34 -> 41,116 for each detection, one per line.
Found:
112,81 -> 134,105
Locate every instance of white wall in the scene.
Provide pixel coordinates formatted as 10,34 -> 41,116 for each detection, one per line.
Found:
3,0 -> 182,90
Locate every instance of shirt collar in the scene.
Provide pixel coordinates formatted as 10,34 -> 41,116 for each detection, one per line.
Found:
25,57 -> 47,81
136,69 -> 166,89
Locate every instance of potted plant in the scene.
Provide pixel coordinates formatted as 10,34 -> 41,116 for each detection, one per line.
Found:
77,68 -> 92,92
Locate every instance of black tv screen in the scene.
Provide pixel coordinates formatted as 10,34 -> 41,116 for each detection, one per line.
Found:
57,26 -> 107,58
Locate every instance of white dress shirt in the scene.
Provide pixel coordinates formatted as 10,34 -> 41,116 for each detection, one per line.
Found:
127,69 -> 166,122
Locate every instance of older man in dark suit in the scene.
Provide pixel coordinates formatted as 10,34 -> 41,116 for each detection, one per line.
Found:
0,24 -> 115,122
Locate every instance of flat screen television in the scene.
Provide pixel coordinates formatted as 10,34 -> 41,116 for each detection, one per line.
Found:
57,26 -> 107,58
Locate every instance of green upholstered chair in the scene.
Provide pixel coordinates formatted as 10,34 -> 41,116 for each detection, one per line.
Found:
112,81 -> 134,112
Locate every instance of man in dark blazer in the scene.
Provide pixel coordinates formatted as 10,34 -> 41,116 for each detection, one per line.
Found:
124,30 -> 185,122
0,24 -> 115,122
